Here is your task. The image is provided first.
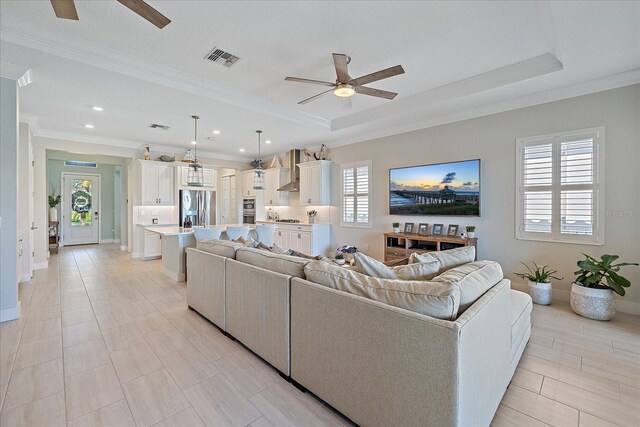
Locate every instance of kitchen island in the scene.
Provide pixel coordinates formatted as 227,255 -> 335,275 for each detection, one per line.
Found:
145,224 -> 255,282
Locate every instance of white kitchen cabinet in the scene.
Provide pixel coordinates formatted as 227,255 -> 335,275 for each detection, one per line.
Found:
143,230 -> 162,260
179,166 -> 217,188
242,170 -> 256,197
264,168 -> 289,206
298,160 -> 332,206
259,222 -> 330,256
139,160 -> 175,206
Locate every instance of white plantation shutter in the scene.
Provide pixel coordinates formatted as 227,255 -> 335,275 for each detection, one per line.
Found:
341,161 -> 372,227
516,128 -> 604,244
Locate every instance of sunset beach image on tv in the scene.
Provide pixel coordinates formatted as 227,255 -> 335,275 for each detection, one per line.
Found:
389,159 -> 480,216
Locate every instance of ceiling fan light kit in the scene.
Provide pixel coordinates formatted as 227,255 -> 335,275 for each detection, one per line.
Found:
285,53 -> 405,104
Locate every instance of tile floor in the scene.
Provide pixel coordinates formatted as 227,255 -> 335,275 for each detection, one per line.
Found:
0,244 -> 638,426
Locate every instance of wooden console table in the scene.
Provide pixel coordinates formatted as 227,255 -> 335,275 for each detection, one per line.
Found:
384,232 -> 477,263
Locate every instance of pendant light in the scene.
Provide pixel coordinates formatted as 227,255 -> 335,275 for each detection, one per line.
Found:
253,130 -> 265,190
186,115 -> 204,187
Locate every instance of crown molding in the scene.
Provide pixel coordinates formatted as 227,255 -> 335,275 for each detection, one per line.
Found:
325,69 -> 640,150
19,112 -> 40,133
0,61 -> 29,81
31,128 -> 249,163
0,15 -> 330,129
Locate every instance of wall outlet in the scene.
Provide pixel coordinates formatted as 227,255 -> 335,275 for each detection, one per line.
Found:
152,218 -> 158,224
140,211 -> 145,216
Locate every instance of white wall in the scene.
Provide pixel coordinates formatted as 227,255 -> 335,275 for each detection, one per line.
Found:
0,77 -> 20,321
18,123 -> 33,283
327,84 -> 640,314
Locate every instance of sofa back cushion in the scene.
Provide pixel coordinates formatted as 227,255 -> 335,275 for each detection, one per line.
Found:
410,246 -> 476,274
432,260 -> 503,314
354,252 -> 440,281
197,239 -> 244,259
236,247 -> 309,278
305,261 -> 460,320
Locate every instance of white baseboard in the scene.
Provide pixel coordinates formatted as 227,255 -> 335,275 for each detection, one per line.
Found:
100,239 -> 114,244
132,252 -> 141,259
0,302 -> 21,322
114,239 -> 121,243
120,245 -> 127,251
33,261 -> 48,270
20,273 -> 31,283
161,265 -> 184,282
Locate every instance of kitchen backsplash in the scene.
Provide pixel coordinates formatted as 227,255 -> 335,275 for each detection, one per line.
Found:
266,205 -> 333,223
135,206 -> 178,225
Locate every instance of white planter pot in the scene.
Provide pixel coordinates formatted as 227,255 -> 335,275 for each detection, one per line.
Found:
49,207 -> 58,222
570,283 -> 616,321
467,232 -> 475,239
528,281 -> 552,305
393,227 -> 400,233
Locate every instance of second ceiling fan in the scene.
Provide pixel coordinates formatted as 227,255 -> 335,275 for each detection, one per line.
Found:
50,0 -> 170,29
285,53 -> 405,104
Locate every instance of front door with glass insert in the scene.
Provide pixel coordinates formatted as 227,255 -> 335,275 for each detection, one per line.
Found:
63,174 -> 100,245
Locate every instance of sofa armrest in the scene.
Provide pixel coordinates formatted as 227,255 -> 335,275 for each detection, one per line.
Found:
290,277 -> 460,427
454,279 -> 512,427
186,248 -> 226,330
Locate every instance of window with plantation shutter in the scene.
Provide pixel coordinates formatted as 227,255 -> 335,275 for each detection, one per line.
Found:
341,161 -> 372,228
516,127 -> 604,244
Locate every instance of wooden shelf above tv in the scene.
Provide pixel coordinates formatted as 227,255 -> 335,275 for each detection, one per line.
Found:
383,232 -> 477,262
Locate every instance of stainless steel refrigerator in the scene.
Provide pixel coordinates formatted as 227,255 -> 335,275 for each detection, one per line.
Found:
179,189 -> 216,227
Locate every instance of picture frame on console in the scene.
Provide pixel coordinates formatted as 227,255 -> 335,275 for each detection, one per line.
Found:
418,223 -> 429,235
432,224 -> 444,235
447,224 -> 459,237
404,223 -> 414,233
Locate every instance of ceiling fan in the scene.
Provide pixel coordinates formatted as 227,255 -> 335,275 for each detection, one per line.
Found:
285,53 -> 405,105
50,0 -> 170,29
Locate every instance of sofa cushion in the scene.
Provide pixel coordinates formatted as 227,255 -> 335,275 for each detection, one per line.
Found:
236,247 -> 310,278
304,260 -> 460,320
510,290 -> 532,347
432,261 -> 503,314
354,252 -> 440,281
410,246 -> 476,273
197,239 -> 244,259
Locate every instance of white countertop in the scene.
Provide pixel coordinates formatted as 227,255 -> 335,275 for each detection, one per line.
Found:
145,224 -> 256,236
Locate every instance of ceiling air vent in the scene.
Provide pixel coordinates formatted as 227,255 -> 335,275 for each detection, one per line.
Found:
204,47 -> 240,68
150,123 -> 170,130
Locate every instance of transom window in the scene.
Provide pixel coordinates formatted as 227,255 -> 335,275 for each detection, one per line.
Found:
516,127 -> 604,245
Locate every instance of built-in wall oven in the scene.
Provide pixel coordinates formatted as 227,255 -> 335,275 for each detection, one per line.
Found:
243,197 -> 256,224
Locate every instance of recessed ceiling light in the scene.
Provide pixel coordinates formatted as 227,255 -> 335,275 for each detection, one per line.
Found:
265,140 -> 272,144
239,148 -> 245,152
213,130 -> 220,134
191,140 -> 197,145
91,106 -> 104,111
84,124 -> 95,129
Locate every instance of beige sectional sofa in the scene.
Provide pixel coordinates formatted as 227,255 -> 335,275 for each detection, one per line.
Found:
186,240 -> 532,427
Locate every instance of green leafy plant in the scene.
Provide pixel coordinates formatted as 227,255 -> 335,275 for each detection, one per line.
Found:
574,254 -> 638,296
392,222 -> 400,228
48,194 -> 61,208
466,225 -> 476,232
515,261 -> 563,283
335,253 -> 344,260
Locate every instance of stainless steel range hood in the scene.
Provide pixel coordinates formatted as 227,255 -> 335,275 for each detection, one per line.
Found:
277,149 -> 300,192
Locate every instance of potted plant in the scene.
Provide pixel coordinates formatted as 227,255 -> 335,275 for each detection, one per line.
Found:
307,210 -> 317,224
465,225 -> 476,239
392,222 -> 401,233
515,262 -> 563,305
48,193 -> 61,222
335,253 -> 346,266
571,254 -> 638,320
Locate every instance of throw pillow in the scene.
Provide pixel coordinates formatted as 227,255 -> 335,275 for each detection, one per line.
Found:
289,249 -> 323,260
304,260 -> 460,320
409,246 -> 476,273
233,236 -> 259,248
354,252 -> 440,281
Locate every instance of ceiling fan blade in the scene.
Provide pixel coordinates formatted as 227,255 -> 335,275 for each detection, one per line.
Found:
355,86 -> 398,100
351,65 -> 405,86
50,0 -> 78,20
298,89 -> 333,105
333,53 -> 350,83
285,77 -> 336,87
117,0 -> 171,29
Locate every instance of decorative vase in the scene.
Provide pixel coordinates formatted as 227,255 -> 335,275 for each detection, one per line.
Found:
308,216 -> 315,224
49,207 -> 58,222
335,258 -> 346,266
393,227 -> 400,233
570,283 -> 616,321
467,232 -> 475,239
528,281 -> 552,305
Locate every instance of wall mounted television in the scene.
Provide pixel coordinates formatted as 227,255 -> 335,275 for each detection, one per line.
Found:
389,159 -> 480,216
